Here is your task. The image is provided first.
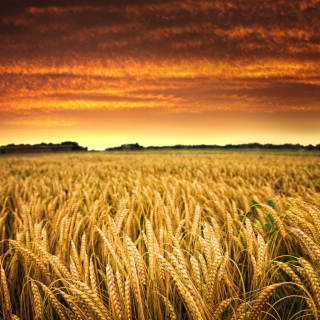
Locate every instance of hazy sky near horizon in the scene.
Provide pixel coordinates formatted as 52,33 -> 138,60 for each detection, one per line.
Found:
1,0 -> 320,150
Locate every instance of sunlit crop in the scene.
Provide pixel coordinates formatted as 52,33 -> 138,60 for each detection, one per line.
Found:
0,152 -> 320,319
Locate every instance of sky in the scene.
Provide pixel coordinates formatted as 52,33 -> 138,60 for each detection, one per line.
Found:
0,0 -> 319,150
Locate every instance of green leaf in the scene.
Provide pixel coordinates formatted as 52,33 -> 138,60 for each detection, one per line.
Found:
264,223 -> 272,231
245,211 -> 252,217
266,213 -> 275,224
252,199 -> 262,208
266,200 -> 275,208
106,195 -> 112,205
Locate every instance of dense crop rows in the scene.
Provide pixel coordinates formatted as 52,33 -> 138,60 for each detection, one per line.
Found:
0,152 -> 320,319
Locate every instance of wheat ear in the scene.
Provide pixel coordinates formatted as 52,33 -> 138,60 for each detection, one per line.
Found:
1,264 -> 12,319
30,280 -> 42,319
106,264 -> 123,320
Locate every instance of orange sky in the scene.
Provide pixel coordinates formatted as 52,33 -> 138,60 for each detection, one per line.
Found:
1,0 -> 319,150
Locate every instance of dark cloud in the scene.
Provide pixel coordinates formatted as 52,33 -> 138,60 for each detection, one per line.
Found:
0,0 -> 319,122
1,0 -> 319,61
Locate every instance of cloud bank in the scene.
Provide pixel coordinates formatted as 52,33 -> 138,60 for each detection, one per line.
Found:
0,0 -> 319,136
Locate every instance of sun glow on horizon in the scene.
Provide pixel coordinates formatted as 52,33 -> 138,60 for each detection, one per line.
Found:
1,0 -> 319,147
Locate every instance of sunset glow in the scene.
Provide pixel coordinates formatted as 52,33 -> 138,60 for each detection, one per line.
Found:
1,0 -> 319,149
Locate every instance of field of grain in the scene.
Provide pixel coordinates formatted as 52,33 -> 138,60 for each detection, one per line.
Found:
0,152 -> 320,319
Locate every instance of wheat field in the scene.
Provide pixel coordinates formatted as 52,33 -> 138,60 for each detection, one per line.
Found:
0,151 -> 320,319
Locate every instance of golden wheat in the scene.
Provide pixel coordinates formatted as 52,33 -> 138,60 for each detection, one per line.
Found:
0,151 -> 319,319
